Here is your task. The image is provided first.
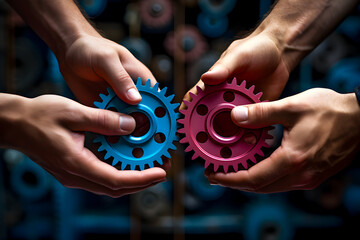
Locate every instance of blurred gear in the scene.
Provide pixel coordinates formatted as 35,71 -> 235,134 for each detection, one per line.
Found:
197,13 -> 228,38
94,78 -> 180,170
78,0 -> 107,17
198,0 -> 236,17
139,0 -> 173,30
121,37 -> 152,66
164,25 -> 208,62
178,78 -> 272,172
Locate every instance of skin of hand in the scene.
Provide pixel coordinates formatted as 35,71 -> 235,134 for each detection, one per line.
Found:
206,88 -> 360,193
181,0 -> 358,108
182,32 -> 290,108
58,34 -> 158,106
0,94 -> 168,197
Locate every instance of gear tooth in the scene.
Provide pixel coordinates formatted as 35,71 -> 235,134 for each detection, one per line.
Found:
177,119 -> 185,124
172,103 -> 180,110
233,164 -> 239,172
130,164 -> 136,170
169,143 -> 177,150
93,137 -> 101,143
167,94 -> 175,102
189,92 -> 196,100
204,161 -> 210,168
185,145 -> 192,152
164,151 -> 171,158
248,85 -> 255,93
223,164 -> 229,173
99,93 -> 107,100
104,152 -> 112,160
160,86 -> 168,95
112,159 -> 119,166
191,153 -> 199,160
213,164 -> 219,172
179,109 -> 186,115
231,77 -> 237,84
136,77 -> 142,86
157,158 -> 163,165
179,137 -> 188,144
177,128 -> 185,134
175,112 -> 182,119
174,135 -> 179,141
183,100 -> 191,107
121,163 -> 127,170
250,156 -> 257,164
263,142 -> 270,148
153,82 -> 159,90
139,164 -> 145,171
94,101 -> 102,108
257,150 -> 265,157
240,80 -> 247,88
241,161 -> 248,169
196,86 -> 203,93
266,133 -> 274,139
98,145 -> 106,152
145,79 -> 151,88
148,161 -> 154,168
255,92 -> 263,100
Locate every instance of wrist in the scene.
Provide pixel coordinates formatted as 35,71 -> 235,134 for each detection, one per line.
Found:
0,94 -> 29,149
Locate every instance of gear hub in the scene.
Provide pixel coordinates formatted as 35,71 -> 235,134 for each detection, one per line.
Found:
178,78 -> 272,172
94,78 -> 180,170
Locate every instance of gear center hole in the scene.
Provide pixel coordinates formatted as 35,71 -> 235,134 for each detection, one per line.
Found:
213,110 -> 240,138
130,112 -> 151,137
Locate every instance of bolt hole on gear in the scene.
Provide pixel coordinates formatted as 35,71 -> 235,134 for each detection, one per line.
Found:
93,77 -> 180,171
178,78 -> 273,173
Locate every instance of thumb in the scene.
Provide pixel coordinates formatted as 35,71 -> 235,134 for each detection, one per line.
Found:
231,101 -> 287,129
70,106 -> 136,135
95,53 -> 142,105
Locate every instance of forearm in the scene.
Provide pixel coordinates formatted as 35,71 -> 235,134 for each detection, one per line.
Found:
0,94 -> 28,149
6,0 -> 101,59
253,0 -> 359,71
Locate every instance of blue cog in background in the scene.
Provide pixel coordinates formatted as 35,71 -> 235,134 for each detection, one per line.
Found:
94,78 -> 180,170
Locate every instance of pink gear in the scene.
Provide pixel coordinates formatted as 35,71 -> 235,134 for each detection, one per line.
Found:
178,78 -> 272,173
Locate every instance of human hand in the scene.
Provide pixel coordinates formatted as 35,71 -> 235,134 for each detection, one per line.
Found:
182,33 -> 290,108
206,88 -> 360,193
1,94 -> 167,197
58,35 -> 157,106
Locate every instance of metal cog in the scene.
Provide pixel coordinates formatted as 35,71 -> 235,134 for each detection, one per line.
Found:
94,77 -> 180,170
178,78 -> 272,173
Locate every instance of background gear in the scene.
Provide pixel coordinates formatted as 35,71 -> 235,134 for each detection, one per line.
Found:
94,78 -> 180,170
178,78 -> 272,172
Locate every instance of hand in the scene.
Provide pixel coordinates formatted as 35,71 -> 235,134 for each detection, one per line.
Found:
182,33 -> 290,108
58,35 -> 157,106
1,94 -> 167,197
206,88 -> 360,193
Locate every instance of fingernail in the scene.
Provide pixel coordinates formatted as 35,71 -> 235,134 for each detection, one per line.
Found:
119,115 -> 135,132
232,106 -> 248,122
126,88 -> 141,101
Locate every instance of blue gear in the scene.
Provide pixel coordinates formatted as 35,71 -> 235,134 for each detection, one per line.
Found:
94,78 -> 180,170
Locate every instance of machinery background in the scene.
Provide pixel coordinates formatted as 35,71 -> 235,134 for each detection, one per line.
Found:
1,0 -> 360,239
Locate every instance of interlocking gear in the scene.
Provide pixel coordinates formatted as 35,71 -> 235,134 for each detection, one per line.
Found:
178,78 -> 272,172
94,78 -> 180,170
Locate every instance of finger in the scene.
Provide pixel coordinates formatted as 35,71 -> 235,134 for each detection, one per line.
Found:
206,147 -> 291,192
231,99 -> 291,129
70,148 -> 167,190
180,80 -> 205,109
52,170 -> 165,198
201,51 -> 248,85
94,52 -> 142,104
67,105 -> 136,135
